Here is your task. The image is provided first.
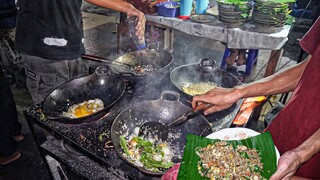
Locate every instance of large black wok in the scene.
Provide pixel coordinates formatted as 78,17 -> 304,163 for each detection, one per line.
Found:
170,58 -> 243,130
82,47 -> 172,81
111,91 -> 213,176
170,58 -> 242,96
42,66 -> 126,124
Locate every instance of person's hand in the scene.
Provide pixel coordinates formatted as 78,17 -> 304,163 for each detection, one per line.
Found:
269,150 -> 301,180
192,87 -> 240,115
126,6 -> 146,41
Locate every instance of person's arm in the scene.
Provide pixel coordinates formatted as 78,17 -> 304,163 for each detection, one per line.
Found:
192,55 -> 310,115
234,55 -> 310,97
269,128 -> 320,180
85,0 -> 145,39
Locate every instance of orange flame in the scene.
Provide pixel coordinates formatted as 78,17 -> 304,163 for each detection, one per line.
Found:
232,96 -> 267,125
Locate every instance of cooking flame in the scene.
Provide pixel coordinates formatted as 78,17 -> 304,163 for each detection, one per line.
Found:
232,96 -> 267,125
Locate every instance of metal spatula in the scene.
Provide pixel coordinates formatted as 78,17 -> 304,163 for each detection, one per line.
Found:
138,103 -> 211,139
168,103 -> 211,127
81,54 -> 135,74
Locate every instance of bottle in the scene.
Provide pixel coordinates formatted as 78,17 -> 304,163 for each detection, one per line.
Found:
127,16 -> 146,50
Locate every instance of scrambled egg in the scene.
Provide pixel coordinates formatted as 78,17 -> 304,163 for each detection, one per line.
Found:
62,99 -> 104,118
182,82 -> 218,96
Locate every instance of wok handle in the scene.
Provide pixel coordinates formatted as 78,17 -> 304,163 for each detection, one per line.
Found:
95,66 -> 110,76
118,71 -> 136,77
81,54 -> 112,64
187,103 -> 212,116
160,90 -> 180,102
199,58 -> 217,69
147,42 -> 159,51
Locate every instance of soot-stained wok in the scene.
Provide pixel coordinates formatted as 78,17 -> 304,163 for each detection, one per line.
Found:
42,66 -> 126,124
170,58 -> 242,97
111,91 -> 213,176
82,47 -> 172,81
170,58 -> 244,130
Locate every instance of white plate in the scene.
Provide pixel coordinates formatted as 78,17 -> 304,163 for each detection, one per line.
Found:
206,127 -> 280,162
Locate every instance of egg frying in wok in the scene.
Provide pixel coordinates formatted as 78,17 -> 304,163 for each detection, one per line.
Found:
62,99 -> 104,118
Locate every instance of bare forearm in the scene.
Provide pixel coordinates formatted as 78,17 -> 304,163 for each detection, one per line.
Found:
295,128 -> 320,164
291,177 -> 313,180
270,128 -> 320,180
85,0 -> 134,14
234,56 -> 310,99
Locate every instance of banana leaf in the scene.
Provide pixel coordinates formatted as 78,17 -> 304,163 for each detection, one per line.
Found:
178,132 -> 277,179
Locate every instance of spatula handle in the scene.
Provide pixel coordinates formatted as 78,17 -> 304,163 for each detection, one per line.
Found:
81,54 -> 112,64
190,103 -> 212,115
193,103 -> 210,111
168,103 -> 212,127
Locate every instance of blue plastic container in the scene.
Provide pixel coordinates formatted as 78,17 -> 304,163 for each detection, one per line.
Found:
156,2 -> 180,17
179,0 -> 193,18
195,0 -> 209,14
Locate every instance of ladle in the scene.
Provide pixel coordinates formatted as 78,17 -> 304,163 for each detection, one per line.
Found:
138,103 -> 211,140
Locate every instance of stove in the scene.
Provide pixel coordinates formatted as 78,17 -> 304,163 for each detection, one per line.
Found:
24,63 -> 242,179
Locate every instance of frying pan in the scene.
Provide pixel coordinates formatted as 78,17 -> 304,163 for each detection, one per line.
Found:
110,91 -> 212,176
42,66 -> 126,124
82,47 -> 172,81
170,58 -> 243,130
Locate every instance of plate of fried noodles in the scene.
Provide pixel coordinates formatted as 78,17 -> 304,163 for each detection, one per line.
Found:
177,131 -> 278,180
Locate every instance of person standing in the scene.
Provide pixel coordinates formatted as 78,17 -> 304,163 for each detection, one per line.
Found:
0,0 -> 24,165
15,0 -> 145,103
0,67 -> 23,165
192,17 -> 320,179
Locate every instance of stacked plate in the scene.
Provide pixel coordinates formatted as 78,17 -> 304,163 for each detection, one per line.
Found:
252,0 -> 291,27
217,0 -> 251,25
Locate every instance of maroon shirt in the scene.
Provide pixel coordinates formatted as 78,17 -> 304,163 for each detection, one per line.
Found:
265,17 -> 320,179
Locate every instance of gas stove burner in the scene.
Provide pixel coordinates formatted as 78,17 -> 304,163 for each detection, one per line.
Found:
60,139 -> 85,156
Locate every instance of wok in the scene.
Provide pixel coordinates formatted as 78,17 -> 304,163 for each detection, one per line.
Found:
82,47 -> 172,81
170,58 -> 243,130
42,66 -> 126,124
111,91 -> 212,176
170,58 -> 242,97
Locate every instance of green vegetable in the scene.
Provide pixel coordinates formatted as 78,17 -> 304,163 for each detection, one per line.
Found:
285,15 -> 294,26
132,137 -> 153,147
241,13 -> 248,18
239,151 -> 249,158
119,136 -> 174,172
217,0 -> 249,6
98,130 -> 109,142
120,136 -> 130,156
140,151 -> 174,169
254,164 -> 262,173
